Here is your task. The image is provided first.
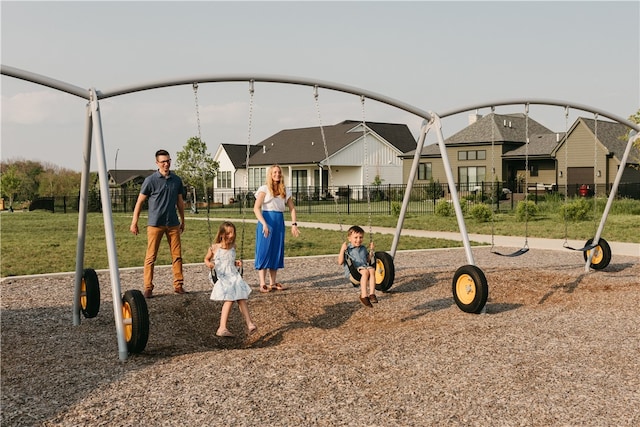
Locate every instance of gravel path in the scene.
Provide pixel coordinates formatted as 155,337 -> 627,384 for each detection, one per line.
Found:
2,247 -> 639,426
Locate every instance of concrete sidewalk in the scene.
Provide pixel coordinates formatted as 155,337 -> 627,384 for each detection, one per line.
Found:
298,221 -> 640,258
205,217 -> 639,258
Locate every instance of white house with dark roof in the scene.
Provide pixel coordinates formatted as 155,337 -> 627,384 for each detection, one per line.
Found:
212,143 -> 262,203
214,120 -> 416,202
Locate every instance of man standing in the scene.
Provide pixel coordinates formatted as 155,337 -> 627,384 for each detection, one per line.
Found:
130,149 -> 187,298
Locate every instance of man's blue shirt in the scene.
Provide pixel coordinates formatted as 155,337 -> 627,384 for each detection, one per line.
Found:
140,171 -> 185,227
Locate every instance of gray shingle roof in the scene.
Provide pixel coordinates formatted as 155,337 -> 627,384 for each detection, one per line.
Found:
109,169 -> 154,186
580,117 -> 640,164
406,113 -> 555,157
446,113 -> 554,145
247,121 -> 416,166
222,144 -> 262,168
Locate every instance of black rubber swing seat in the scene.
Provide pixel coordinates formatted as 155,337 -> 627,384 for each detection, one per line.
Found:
563,242 -> 597,252
344,251 -> 395,292
491,246 -> 529,257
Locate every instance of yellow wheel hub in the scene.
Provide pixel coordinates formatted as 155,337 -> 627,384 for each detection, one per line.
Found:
456,274 -> 476,305
122,302 -> 133,341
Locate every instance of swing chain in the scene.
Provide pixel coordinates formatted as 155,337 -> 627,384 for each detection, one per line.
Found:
523,103 -> 530,247
490,106 -> 496,251
361,95 -> 373,249
240,80 -> 255,262
193,82 -> 215,246
314,86 -> 344,234
563,106 -> 570,246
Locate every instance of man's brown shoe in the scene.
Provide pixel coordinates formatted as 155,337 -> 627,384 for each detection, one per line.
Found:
143,289 -> 153,299
174,287 -> 188,294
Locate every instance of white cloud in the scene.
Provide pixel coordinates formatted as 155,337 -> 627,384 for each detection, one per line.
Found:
2,90 -> 82,125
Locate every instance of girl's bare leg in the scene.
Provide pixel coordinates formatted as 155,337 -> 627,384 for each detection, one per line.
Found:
216,301 -> 235,337
237,299 -> 257,334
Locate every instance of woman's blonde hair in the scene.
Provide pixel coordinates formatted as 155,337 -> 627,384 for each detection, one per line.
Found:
266,164 -> 286,198
214,221 -> 236,244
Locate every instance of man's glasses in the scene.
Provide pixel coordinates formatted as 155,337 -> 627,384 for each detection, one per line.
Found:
157,159 -> 171,164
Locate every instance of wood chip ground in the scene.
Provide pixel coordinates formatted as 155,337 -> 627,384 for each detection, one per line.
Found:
2,247 -> 639,426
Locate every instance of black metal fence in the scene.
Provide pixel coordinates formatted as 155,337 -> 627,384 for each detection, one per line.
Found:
20,181 -> 640,214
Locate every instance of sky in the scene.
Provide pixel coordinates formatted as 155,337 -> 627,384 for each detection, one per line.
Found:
1,1 -> 639,172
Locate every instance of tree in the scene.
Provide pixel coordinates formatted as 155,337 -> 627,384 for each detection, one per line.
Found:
622,109 -> 640,172
0,165 -> 22,208
175,136 -> 219,202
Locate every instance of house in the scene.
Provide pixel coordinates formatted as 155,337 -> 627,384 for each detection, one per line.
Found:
106,169 -> 154,210
214,120 -> 416,202
402,112 -> 640,197
552,117 -> 640,196
108,169 -> 154,189
212,144 -> 262,204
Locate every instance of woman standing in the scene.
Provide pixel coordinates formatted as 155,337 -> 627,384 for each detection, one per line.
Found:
253,164 -> 300,293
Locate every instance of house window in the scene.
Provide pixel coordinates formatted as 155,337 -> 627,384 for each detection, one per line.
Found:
529,164 -> 539,177
217,171 -> 231,188
458,166 -> 486,190
292,170 -> 308,191
458,150 -> 486,161
248,167 -> 266,190
418,162 -> 432,181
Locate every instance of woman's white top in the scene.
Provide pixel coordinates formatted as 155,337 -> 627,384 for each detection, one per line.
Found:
256,185 -> 292,212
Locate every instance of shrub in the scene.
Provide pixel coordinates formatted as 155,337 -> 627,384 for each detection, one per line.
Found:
560,198 -> 593,221
391,201 -> 401,217
435,199 -> 454,217
470,203 -> 493,222
515,200 -> 539,222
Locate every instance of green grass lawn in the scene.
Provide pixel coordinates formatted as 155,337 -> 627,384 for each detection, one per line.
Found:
1,200 -> 638,277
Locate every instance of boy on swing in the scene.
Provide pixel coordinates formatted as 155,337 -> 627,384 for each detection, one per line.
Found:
338,225 -> 378,307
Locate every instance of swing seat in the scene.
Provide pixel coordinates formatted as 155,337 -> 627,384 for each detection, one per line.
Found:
563,242 -> 597,252
208,265 -> 244,286
344,251 -> 395,292
344,253 -> 376,287
491,246 -> 529,257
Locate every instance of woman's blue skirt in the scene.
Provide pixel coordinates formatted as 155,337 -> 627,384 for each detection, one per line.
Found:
254,210 -> 285,270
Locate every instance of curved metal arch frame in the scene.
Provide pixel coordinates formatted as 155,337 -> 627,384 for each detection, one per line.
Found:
3,64 -> 639,358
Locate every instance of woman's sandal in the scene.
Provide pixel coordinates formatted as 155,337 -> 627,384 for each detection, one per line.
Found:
259,285 -> 271,293
271,283 -> 287,291
216,328 -> 235,337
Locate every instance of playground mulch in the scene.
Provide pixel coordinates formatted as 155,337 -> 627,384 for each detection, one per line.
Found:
2,247 -> 639,426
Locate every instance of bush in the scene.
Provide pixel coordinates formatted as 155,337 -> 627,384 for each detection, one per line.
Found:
470,203 -> 493,222
515,200 -> 539,222
391,201 -> 401,217
435,199 -> 454,217
560,198 -> 593,221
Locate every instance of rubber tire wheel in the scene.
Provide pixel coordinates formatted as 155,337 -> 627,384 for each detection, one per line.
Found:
452,265 -> 488,314
583,238 -> 611,270
374,251 -> 395,292
122,290 -> 149,354
80,268 -> 100,318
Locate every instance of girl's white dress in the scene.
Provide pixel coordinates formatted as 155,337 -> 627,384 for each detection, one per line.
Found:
210,246 -> 252,301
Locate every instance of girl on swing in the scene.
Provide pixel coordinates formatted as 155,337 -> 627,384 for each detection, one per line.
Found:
338,225 -> 378,307
205,221 -> 257,337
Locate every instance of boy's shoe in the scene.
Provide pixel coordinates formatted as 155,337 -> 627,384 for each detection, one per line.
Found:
359,296 -> 373,307
174,286 -> 188,294
368,294 -> 378,304
143,289 -> 153,299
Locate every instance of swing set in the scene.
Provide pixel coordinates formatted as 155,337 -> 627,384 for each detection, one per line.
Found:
2,64 -> 638,361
